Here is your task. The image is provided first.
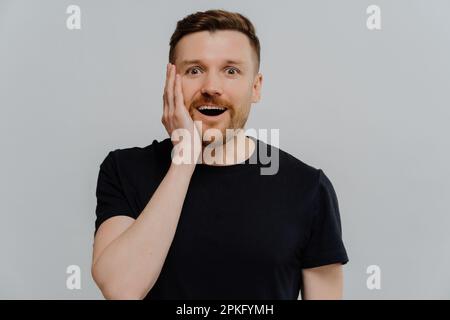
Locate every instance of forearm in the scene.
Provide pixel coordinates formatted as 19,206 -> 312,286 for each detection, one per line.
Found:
92,163 -> 195,299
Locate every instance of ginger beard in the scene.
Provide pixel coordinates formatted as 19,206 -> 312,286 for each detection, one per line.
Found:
188,98 -> 251,148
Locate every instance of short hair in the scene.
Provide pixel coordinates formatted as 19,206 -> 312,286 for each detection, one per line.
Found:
169,9 -> 261,73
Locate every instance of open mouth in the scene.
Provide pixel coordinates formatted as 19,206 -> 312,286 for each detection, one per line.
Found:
196,105 -> 228,116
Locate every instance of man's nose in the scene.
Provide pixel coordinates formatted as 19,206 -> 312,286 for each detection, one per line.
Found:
200,73 -> 223,96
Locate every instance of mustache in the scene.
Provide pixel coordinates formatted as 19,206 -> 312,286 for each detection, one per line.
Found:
191,97 -> 232,109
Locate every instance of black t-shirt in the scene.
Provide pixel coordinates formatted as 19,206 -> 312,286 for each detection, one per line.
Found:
94,136 -> 349,299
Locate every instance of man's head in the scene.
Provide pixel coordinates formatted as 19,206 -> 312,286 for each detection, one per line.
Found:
169,9 -> 263,144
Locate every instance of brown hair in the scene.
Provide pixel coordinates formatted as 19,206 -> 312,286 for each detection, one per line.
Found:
169,9 -> 261,73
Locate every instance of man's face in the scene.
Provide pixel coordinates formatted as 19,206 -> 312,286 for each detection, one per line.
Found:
173,30 -> 263,144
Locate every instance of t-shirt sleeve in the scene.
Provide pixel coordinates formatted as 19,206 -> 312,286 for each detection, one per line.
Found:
301,169 -> 349,269
94,151 -> 135,236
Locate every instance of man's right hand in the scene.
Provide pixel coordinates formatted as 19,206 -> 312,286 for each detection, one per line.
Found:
162,63 -> 202,165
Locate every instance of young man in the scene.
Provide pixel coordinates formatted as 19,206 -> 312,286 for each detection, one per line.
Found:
91,9 -> 349,300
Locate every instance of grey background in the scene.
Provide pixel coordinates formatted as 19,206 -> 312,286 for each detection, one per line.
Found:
1,0 -> 449,299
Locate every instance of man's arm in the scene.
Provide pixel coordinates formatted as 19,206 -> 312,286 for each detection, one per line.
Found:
91,63 -> 201,300
301,263 -> 344,300
91,163 -> 196,299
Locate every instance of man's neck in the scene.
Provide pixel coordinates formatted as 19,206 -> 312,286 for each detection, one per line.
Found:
201,131 -> 255,166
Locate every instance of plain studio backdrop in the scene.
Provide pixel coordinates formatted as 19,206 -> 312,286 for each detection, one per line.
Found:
1,0 -> 449,299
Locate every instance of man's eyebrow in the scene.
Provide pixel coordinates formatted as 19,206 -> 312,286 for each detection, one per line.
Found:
180,59 -> 245,67
224,59 -> 245,66
180,59 -> 200,67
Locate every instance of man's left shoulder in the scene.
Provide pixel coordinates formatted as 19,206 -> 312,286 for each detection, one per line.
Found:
263,140 -> 320,182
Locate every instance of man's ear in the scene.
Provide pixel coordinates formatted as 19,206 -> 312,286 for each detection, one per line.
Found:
251,73 -> 263,103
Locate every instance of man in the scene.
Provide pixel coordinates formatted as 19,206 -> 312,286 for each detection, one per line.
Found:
91,9 -> 349,300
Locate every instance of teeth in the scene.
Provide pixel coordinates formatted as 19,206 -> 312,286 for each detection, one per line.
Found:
198,105 -> 226,111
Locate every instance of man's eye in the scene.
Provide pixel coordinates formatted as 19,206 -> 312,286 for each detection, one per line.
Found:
226,67 -> 240,75
186,67 -> 201,75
